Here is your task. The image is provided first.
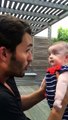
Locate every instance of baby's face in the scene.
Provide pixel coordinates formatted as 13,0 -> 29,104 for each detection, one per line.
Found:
48,44 -> 66,66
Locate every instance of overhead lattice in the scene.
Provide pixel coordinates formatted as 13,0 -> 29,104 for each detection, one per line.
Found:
0,0 -> 68,35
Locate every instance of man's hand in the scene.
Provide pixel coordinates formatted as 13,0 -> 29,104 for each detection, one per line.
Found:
40,79 -> 46,94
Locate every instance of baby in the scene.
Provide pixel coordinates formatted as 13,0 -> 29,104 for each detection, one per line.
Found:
45,41 -> 68,111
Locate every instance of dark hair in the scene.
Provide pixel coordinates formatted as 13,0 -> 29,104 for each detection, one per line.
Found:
0,14 -> 32,52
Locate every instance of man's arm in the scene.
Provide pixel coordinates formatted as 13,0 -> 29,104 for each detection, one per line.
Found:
21,79 -> 46,111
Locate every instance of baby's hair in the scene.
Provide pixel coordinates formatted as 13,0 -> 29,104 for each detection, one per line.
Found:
52,41 -> 68,55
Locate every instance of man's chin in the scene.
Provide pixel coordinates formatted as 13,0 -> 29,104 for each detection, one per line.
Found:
21,73 -> 25,77
15,73 -> 25,77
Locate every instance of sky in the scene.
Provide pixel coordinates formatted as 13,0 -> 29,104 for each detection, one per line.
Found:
35,16 -> 68,38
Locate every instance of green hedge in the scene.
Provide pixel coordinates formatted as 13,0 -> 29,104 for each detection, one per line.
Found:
52,27 -> 68,42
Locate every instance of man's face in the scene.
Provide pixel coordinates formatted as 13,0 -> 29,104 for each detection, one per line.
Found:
8,33 -> 33,77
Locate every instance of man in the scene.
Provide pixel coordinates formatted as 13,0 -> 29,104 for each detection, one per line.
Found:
0,14 -> 45,120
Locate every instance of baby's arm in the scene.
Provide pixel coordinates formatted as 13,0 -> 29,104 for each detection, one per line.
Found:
53,72 -> 68,109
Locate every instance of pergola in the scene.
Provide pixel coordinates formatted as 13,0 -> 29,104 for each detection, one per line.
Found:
0,0 -> 68,39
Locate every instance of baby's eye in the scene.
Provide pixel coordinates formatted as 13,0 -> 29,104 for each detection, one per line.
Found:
48,52 -> 51,56
52,50 -> 58,55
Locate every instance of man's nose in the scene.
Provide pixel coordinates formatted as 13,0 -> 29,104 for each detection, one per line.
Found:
28,52 -> 33,62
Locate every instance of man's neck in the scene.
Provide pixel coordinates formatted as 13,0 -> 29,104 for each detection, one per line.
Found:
0,75 -> 9,84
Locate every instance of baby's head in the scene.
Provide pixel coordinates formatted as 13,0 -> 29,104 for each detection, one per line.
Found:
48,41 -> 68,66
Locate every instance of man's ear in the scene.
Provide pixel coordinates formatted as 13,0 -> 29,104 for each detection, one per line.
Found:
0,47 -> 9,62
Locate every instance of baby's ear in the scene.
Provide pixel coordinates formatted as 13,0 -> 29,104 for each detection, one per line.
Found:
66,55 -> 68,59
65,55 -> 68,63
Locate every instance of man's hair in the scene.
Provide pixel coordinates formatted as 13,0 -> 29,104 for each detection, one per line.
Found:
0,14 -> 32,52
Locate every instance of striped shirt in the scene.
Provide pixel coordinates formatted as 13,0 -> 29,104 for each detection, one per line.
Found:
45,65 -> 68,120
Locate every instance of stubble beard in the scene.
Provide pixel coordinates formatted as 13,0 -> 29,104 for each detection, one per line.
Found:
8,54 -> 25,77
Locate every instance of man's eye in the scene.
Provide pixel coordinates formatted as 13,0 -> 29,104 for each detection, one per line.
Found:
26,48 -> 32,53
26,49 -> 30,52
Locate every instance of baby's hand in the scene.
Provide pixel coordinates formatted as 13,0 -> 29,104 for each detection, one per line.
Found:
53,100 -> 62,109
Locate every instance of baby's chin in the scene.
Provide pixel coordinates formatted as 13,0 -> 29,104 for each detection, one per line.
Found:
50,62 -> 55,66
51,64 -> 59,67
